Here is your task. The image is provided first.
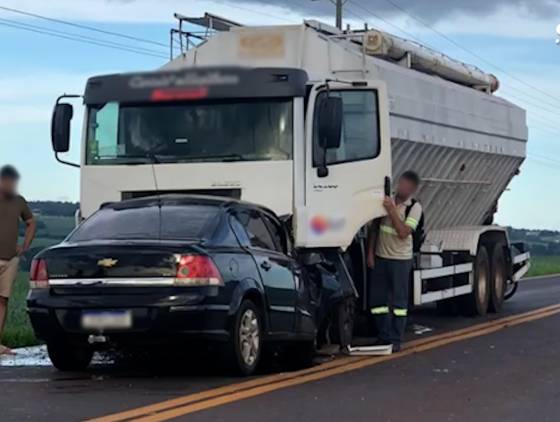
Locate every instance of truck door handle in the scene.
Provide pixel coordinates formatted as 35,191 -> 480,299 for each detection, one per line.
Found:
261,260 -> 272,271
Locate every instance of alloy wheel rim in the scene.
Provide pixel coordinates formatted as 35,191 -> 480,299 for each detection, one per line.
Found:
239,309 -> 260,366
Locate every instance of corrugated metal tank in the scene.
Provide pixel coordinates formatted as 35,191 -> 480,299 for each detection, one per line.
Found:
392,139 -> 523,230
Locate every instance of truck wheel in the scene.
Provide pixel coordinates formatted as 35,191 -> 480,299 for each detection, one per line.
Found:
225,300 -> 262,376
47,340 -> 93,371
461,245 -> 490,317
330,298 -> 355,347
488,244 -> 506,313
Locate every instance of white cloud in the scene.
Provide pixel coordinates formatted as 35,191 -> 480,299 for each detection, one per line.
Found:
0,0 -> 558,39
0,72 -> 92,124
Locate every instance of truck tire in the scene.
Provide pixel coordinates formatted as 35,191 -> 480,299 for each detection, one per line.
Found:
488,244 -> 506,313
224,300 -> 263,376
461,245 -> 490,317
47,340 -> 93,372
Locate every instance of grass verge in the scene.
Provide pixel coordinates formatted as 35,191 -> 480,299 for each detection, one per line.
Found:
526,256 -> 560,278
3,272 -> 37,348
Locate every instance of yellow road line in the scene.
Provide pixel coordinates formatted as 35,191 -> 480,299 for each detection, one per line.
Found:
89,303 -> 560,422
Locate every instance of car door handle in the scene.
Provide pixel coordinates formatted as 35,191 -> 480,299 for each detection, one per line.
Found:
260,260 -> 272,271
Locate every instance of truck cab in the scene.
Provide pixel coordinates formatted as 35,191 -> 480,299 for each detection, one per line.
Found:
51,66 -> 391,251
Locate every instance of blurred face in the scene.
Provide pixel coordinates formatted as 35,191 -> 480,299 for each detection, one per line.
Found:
397,177 -> 417,200
0,177 -> 18,196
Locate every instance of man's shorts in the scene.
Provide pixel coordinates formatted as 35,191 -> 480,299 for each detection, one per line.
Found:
0,258 -> 19,299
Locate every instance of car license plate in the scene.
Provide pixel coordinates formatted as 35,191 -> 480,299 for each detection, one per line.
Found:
81,311 -> 132,330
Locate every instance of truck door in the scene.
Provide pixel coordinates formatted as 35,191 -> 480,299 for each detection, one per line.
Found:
294,82 -> 392,250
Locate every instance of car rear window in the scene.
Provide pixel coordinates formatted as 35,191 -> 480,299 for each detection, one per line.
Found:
69,205 -> 220,242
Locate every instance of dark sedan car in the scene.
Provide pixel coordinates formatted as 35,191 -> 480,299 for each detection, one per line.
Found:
27,195 -> 349,375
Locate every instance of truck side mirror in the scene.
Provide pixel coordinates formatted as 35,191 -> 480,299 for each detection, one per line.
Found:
51,103 -> 74,153
317,97 -> 343,150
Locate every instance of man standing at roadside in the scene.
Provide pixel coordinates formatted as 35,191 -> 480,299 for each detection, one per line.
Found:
367,171 -> 422,353
0,165 -> 36,355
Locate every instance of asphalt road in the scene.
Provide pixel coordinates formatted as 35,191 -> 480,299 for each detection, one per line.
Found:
1,275 -> 560,422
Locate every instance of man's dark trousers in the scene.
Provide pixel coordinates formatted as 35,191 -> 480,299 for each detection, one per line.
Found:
369,257 -> 413,345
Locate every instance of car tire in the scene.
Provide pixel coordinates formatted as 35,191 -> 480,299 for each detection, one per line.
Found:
488,244 -> 507,313
225,300 -> 263,376
460,245 -> 490,317
47,340 -> 93,372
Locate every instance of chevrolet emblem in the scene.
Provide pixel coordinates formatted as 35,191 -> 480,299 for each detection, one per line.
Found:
97,258 -> 118,268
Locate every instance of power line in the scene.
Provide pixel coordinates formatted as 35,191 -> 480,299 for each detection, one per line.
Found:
0,17 -> 168,57
0,20 -> 167,59
0,5 -> 168,49
218,3 -> 295,23
345,0 -> 430,46
346,1 -> 560,151
380,0 -> 560,108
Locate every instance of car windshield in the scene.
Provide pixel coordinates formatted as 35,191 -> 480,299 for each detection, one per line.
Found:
69,204 -> 220,242
86,98 -> 293,165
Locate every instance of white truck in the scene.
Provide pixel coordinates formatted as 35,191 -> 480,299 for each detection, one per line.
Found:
50,15 -> 530,337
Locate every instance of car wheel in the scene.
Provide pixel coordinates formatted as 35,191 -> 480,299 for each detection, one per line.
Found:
488,244 -> 506,313
226,300 -> 262,376
460,245 -> 490,317
47,340 -> 93,371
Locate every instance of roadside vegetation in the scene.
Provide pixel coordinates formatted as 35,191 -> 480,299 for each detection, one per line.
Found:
526,256 -> 560,278
3,272 -> 34,348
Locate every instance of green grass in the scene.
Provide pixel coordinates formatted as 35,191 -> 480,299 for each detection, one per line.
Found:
3,272 -> 37,348
526,256 -> 560,278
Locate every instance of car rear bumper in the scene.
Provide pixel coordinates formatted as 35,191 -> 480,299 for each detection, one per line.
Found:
27,289 -> 232,344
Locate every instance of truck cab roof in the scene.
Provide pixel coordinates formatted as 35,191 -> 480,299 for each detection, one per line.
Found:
83,67 -> 309,105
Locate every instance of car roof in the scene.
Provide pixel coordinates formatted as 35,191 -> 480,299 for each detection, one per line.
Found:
101,194 -> 278,217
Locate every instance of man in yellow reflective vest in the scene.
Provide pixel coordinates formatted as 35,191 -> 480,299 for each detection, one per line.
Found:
366,171 -> 422,353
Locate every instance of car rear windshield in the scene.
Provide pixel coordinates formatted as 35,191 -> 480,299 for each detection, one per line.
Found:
69,205 -> 220,242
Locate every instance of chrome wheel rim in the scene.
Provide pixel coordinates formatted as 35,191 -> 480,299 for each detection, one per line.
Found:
239,309 -> 260,366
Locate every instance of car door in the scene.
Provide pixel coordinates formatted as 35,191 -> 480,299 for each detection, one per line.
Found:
235,209 -> 297,335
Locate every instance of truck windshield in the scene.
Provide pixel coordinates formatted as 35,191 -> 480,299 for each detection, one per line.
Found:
86,98 -> 293,165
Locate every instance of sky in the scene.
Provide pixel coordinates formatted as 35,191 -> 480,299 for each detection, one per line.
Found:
1,0 -> 560,230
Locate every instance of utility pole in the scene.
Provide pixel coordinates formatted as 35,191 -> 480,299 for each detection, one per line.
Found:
311,0 -> 347,30
335,0 -> 343,30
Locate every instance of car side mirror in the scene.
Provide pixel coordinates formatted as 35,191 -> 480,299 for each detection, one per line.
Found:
317,96 -> 343,150
51,103 -> 73,153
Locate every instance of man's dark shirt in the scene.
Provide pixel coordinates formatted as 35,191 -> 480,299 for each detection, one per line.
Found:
0,194 -> 33,260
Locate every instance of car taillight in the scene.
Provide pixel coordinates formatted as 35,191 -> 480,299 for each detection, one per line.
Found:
175,255 -> 223,286
29,259 -> 49,289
